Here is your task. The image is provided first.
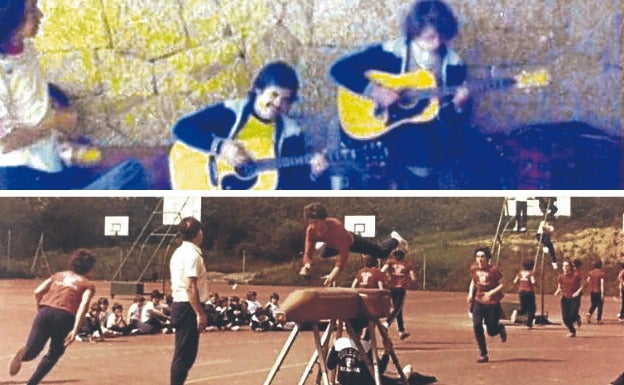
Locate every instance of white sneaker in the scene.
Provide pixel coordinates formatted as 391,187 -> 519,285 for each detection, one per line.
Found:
551,262 -> 558,269
390,231 -> 408,248
402,364 -> 413,377
510,309 -> 518,324
543,247 -> 549,254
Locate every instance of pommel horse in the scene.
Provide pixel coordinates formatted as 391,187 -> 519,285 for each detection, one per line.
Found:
263,288 -> 409,385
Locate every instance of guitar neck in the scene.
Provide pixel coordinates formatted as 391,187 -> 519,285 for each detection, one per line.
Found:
407,77 -> 517,100
252,154 -> 313,174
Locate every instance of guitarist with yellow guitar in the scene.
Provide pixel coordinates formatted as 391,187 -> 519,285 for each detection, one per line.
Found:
170,61 -> 329,190
330,0 -> 471,189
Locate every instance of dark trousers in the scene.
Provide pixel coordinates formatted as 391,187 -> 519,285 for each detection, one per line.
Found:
170,302 -> 200,385
588,292 -> 604,321
515,201 -> 527,229
620,287 -> 624,319
518,291 -> 536,327
535,233 -> 557,263
23,306 -> 74,385
322,234 -> 398,261
386,287 -> 407,332
472,302 -> 503,357
561,297 -> 580,333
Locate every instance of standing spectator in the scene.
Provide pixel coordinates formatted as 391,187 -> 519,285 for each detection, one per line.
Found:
618,263 -> 624,321
352,255 -> 386,289
511,259 -> 536,328
467,246 -> 507,363
8,249 -> 96,384
513,195 -> 528,232
536,219 -> 557,269
554,260 -> 583,337
169,216 -> 209,385
381,249 -> 416,340
586,259 -> 605,324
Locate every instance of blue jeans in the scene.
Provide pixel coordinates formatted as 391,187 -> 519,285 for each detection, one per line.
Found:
0,158 -> 148,190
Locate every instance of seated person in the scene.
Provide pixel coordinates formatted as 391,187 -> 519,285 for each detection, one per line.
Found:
170,60 -> 328,190
136,290 -> 171,335
126,294 -> 145,330
106,302 -> 134,336
226,296 -> 247,331
0,0 -> 147,189
327,328 -> 437,385
265,292 -> 295,330
203,292 -> 220,331
250,308 -> 274,332
77,302 -> 104,342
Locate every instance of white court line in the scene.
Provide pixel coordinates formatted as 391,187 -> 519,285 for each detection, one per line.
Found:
194,359 -> 232,367
186,361 -> 307,383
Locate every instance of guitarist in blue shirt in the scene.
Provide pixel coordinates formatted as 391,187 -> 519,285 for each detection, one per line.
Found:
330,0 -> 471,189
169,61 -> 329,190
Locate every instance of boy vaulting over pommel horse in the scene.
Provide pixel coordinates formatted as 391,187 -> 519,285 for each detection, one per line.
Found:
300,202 -> 408,286
263,288 -> 436,385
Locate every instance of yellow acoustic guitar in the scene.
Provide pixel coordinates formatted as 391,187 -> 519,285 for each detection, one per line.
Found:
169,140 -> 388,190
337,68 -> 550,140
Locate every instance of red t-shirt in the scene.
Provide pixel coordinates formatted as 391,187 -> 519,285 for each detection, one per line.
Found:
557,271 -> 582,298
516,270 -> 535,293
39,271 -> 95,315
354,266 -> 386,289
587,268 -> 605,293
471,264 -> 504,305
303,217 -> 354,268
385,258 -> 414,289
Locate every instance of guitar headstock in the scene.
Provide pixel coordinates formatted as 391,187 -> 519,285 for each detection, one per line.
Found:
514,69 -> 550,89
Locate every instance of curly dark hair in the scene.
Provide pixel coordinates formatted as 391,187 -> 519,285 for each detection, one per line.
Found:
474,246 -> 492,261
403,0 -> 459,42
69,249 -> 96,275
303,202 -> 328,220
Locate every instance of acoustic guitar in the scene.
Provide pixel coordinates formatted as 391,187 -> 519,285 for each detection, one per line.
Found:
169,140 -> 388,190
337,68 -> 550,140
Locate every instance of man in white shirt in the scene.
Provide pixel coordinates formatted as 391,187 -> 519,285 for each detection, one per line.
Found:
169,216 -> 208,385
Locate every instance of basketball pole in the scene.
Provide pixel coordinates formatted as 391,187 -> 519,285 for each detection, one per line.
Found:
534,198 -> 554,325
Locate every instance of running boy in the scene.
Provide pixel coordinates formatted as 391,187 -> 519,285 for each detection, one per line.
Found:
511,259 -> 536,328
467,246 -> 507,363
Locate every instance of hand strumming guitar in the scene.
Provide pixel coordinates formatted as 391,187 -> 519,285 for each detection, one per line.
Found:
219,139 -> 253,167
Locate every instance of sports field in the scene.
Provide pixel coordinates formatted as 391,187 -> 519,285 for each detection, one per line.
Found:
1,279 -> 622,385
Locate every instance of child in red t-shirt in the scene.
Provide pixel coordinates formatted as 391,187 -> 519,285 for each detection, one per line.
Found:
511,259 -> 536,328
300,202 -> 406,286
586,259 -> 606,324
554,260 -> 583,337
352,255 -> 387,289
467,246 -> 507,363
381,249 -> 415,340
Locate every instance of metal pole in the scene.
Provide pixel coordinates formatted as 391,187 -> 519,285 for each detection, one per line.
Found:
6,229 -> 10,273
422,254 -> 427,291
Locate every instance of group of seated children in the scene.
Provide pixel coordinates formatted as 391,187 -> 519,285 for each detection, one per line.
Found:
203,290 -> 295,332
77,290 -> 173,342
77,289 -> 295,341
